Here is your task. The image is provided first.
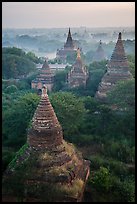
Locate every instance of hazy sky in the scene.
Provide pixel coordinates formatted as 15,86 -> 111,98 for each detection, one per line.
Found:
2,2 -> 135,28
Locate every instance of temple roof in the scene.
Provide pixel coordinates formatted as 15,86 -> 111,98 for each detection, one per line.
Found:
92,40 -> 107,62
95,32 -> 133,101
28,86 -> 63,149
72,48 -> 86,73
34,59 -> 54,85
3,87 -> 90,202
64,28 -> 75,49
109,32 -> 128,63
42,59 -> 50,69
41,59 -> 53,74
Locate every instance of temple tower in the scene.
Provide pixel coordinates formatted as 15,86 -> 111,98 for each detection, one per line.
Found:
64,27 -> 75,49
56,28 -> 77,63
2,86 -> 90,202
92,40 -> 107,62
95,32 -> 133,101
68,48 -> 88,88
31,59 -> 54,92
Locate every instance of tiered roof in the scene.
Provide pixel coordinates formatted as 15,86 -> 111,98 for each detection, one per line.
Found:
31,59 -> 54,91
56,28 -> 77,63
95,32 -> 133,101
2,87 -> 90,202
92,40 -> 107,62
68,48 -> 88,88
64,27 -> 75,49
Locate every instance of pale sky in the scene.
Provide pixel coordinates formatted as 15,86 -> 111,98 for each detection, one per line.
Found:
2,2 -> 135,28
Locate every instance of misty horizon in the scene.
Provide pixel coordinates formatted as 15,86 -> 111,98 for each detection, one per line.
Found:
2,2 -> 135,29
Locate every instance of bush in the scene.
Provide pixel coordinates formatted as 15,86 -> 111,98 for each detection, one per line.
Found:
89,167 -> 112,192
5,85 -> 18,93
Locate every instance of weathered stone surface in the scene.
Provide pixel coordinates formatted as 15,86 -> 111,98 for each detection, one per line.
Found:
2,92 -> 90,202
31,59 -> 54,91
68,48 -> 89,88
95,32 -> 133,101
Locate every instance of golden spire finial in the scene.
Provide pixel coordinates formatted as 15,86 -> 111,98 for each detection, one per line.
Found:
77,48 -> 81,59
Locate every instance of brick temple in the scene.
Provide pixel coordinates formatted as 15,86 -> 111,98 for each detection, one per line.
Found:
2,86 -> 90,202
56,28 -> 77,63
95,32 -> 133,101
31,59 -> 54,92
92,40 -> 107,62
67,48 -> 89,88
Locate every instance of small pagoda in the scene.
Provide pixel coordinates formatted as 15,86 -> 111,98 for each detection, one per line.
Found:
68,48 -> 89,88
2,86 -> 90,202
95,32 -> 133,101
92,40 -> 107,62
31,59 -> 54,92
56,28 -> 77,63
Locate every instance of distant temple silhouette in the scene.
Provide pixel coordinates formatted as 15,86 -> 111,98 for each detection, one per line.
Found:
67,48 -> 88,88
92,40 -> 107,62
31,58 -> 54,92
95,32 -> 133,101
56,28 -> 77,63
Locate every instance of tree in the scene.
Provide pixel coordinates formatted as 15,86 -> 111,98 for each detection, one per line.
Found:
53,70 -> 68,92
49,92 -> 86,137
5,85 -> 18,94
2,47 -> 37,79
89,167 -> 112,192
3,93 -> 40,149
107,79 -> 135,112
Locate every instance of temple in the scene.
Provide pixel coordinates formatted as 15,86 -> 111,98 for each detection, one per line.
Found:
67,48 -> 88,88
95,32 -> 133,101
31,59 -> 54,92
92,40 -> 107,62
2,86 -> 90,202
56,28 -> 77,63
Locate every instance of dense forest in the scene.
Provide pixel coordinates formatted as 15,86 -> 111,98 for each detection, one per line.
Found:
2,47 -> 135,202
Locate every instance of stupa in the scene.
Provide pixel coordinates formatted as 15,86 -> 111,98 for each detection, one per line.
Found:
92,40 -> 107,62
31,59 -> 54,92
68,48 -> 89,88
56,28 -> 77,63
2,86 -> 90,202
95,32 -> 133,101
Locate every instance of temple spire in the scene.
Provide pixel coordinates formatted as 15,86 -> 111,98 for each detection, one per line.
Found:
118,32 -> 122,40
42,58 -> 50,70
76,48 -> 81,59
64,27 -> 74,49
3,81 -> 90,202
92,40 -> 107,62
95,32 -> 133,101
68,27 -> 71,35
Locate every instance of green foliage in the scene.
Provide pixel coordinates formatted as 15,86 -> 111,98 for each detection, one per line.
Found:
8,143 -> 29,170
107,79 -> 135,111
3,93 -> 40,149
26,51 -> 41,63
2,148 -> 16,173
50,92 -> 86,137
53,70 -> 68,91
5,85 -> 18,93
127,54 -> 135,78
110,176 -> 135,202
2,47 -> 37,79
85,60 -> 107,96
89,167 -> 112,192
